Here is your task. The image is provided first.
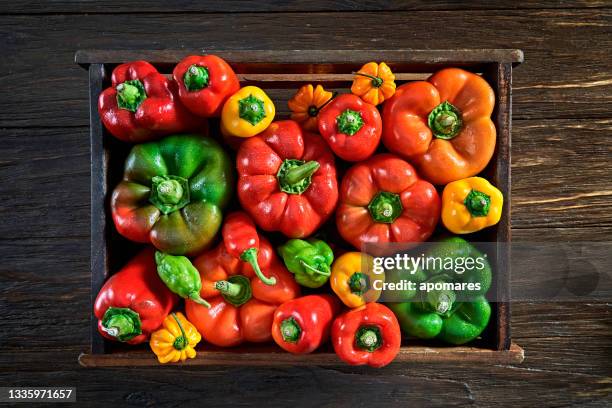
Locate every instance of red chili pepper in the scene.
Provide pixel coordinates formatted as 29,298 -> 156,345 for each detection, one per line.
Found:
332,303 -> 401,368
222,211 -> 277,285
271,295 -> 341,354
98,61 -> 206,143
318,93 -> 382,161
237,120 -> 338,238
336,153 -> 440,255
173,55 -> 240,117
93,248 -> 179,344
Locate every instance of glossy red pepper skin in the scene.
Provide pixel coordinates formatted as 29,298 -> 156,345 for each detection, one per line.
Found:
318,94 -> 382,161
272,295 -> 341,354
93,248 -> 179,345
336,153 -> 440,255
332,303 -> 401,368
186,237 -> 300,347
222,212 -> 259,260
237,120 -> 338,238
173,55 -> 240,117
98,61 -> 206,143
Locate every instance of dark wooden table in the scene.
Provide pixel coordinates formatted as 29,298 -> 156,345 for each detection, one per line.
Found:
1,2 -> 610,407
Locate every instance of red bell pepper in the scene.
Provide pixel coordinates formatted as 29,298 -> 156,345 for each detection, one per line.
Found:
318,93 -> 382,161
186,236 -> 300,347
271,294 -> 340,354
93,248 -> 179,344
237,120 -> 338,238
222,211 -> 277,285
336,153 -> 440,255
332,302 -> 401,368
173,55 -> 240,117
98,60 -> 206,143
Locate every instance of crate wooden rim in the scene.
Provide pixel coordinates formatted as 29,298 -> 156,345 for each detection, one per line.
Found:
79,49 -> 523,367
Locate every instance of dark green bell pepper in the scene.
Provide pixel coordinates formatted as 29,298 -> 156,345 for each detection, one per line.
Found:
111,134 -> 233,256
389,237 -> 492,345
278,239 -> 334,288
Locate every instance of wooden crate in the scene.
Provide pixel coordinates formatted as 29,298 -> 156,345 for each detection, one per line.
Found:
76,49 -> 524,367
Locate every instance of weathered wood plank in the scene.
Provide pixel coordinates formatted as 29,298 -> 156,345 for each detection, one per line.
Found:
1,10 -> 611,127
0,0 -> 608,14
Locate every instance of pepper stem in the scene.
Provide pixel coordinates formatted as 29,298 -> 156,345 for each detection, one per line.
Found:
428,101 -> 463,140
300,260 -> 331,276
277,159 -> 319,195
336,109 -> 364,136
188,292 -> 211,308
355,326 -> 383,352
214,275 -> 253,307
241,247 -> 276,285
352,71 -> 383,87
171,313 -> 188,350
149,175 -> 190,215
280,317 -> 302,343
238,94 -> 267,126
464,190 -> 492,217
348,272 -> 369,295
183,64 -> 210,91
284,161 -> 320,185
101,307 -> 142,342
368,192 -> 403,224
116,79 -> 147,112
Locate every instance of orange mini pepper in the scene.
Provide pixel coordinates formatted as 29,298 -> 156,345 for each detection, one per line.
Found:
442,177 -> 503,234
330,252 -> 383,308
288,84 -> 335,132
149,312 -> 201,364
382,68 -> 496,185
351,62 -> 396,106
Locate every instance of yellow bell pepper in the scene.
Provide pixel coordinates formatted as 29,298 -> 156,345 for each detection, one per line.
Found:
350,62 -> 396,106
330,252 -> 384,308
221,86 -> 275,138
149,312 -> 201,364
441,177 -> 503,234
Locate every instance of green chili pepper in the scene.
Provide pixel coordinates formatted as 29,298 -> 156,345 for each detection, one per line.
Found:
278,239 -> 334,288
155,251 -> 210,308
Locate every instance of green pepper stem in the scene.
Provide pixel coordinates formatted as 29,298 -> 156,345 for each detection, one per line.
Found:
101,307 -> 142,342
336,109 -> 365,136
156,179 -> 184,205
355,326 -> 383,352
368,192 -> 403,224
300,260 -> 330,276
189,292 -> 211,308
171,313 -> 188,350
428,101 -> 463,140
348,272 -> 369,295
238,94 -> 267,126
283,161 -> 320,186
240,247 -> 276,285
115,79 -> 147,112
214,275 -> 253,307
280,317 -> 302,343
464,190 -> 492,217
183,64 -> 210,91
352,71 -> 383,87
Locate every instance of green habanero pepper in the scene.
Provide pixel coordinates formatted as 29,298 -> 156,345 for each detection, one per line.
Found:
111,134 -> 233,256
155,251 -> 210,308
278,239 -> 334,288
388,237 -> 492,345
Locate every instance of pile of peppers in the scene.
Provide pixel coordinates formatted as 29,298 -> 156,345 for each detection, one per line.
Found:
94,56 -> 505,368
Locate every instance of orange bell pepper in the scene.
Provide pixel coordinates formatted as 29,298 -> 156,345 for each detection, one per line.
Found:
351,62 -> 396,106
185,235 -> 300,347
288,84 -> 335,132
382,68 -> 496,185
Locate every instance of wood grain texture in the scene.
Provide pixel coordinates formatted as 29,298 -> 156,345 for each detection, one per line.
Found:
1,4 -> 611,407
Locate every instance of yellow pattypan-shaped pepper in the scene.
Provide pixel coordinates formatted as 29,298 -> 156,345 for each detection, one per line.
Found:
331,252 -> 384,308
221,86 -> 275,138
351,62 -> 396,106
150,312 -> 201,364
442,177 -> 503,234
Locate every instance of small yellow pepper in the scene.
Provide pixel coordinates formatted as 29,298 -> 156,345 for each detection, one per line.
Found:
287,84 -> 334,132
331,252 -> 384,308
442,177 -> 503,234
149,312 -> 201,364
221,86 -> 275,138
350,62 -> 396,106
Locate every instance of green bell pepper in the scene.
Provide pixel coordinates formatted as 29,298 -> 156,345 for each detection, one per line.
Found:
278,239 -> 334,288
389,237 -> 492,345
111,134 -> 233,256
